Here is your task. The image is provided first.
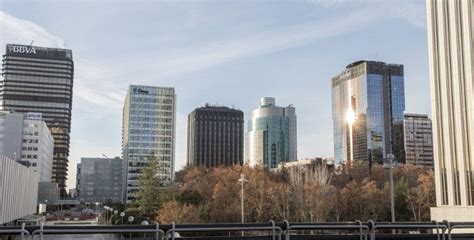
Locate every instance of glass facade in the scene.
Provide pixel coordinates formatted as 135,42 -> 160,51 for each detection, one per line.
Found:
246,97 -> 296,169
122,85 -> 176,202
332,61 -> 405,166
1,44 -> 73,196
76,157 -> 123,203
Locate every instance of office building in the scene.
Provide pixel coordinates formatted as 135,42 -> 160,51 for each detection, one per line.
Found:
187,104 -> 244,167
1,44 -> 74,195
403,113 -> 433,168
246,97 -> 297,168
122,85 -> 176,202
0,111 -> 54,182
0,155 -> 38,224
76,157 -> 123,203
37,182 -> 60,204
427,0 -> 474,221
332,61 -> 405,167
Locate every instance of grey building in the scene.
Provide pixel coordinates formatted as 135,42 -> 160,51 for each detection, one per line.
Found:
246,97 -> 297,168
37,182 -> 60,204
187,104 -> 244,168
1,44 -> 74,195
76,157 -> 123,203
403,114 -> 433,168
332,61 -> 405,167
122,85 -> 176,202
0,111 -> 54,182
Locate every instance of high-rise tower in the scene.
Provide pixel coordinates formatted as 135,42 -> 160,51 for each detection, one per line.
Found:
1,44 -> 73,195
427,0 -> 474,221
187,104 -> 244,168
122,85 -> 176,202
332,61 -> 405,167
246,97 -> 297,168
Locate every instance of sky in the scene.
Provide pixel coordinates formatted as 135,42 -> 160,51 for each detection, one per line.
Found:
0,0 -> 431,190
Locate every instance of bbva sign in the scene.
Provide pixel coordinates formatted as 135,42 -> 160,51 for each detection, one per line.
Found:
11,45 -> 37,54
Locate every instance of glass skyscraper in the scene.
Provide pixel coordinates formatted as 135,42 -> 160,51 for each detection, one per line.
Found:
122,85 -> 176,202
1,44 -> 73,195
246,97 -> 297,169
332,61 -> 405,167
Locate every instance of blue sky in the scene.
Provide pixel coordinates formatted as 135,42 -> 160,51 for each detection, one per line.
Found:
0,0 -> 431,189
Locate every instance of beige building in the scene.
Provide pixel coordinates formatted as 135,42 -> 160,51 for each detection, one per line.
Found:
427,0 -> 474,221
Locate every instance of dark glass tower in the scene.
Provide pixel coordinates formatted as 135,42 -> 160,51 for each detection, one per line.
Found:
332,61 -> 405,167
187,105 -> 244,168
1,44 -> 73,196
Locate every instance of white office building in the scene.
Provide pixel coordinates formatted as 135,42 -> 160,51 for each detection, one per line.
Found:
427,0 -> 474,221
0,111 -> 54,182
122,85 -> 176,202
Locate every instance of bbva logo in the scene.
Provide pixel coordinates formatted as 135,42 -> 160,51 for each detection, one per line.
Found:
12,45 -> 37,54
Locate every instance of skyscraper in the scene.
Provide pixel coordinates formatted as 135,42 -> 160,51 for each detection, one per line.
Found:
403,113 -> 433,168
427,0 -> 474,221
246,97 -> 297,168
187,104 -> 244,168
332,61 -> 405,167
1,44 -> 73,195
122,85 -> 176,202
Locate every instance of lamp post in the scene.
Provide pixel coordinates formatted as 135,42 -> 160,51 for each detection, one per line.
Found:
120,212 -> 125,225
238,174 -> 247,236
128,216 -> 134,240
384,153 -> 396,224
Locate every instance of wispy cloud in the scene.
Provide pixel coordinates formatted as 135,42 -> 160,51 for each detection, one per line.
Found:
0,10 -> 65,48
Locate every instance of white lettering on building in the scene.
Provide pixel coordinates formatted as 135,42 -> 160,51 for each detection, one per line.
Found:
12,45 -> 37,54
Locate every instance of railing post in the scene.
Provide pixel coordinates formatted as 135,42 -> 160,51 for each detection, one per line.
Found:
283,220 -> 290,240
355,220 -> 364,240
155,223 -> 160,240
40,222 -> 44,240
444,220 -> 451,240
269,220 -> 276,240
171,222 -> 176,240
431,220 -> 441,240
368,220 -> 375,240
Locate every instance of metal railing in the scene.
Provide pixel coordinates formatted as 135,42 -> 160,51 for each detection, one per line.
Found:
1,220 -> 473,240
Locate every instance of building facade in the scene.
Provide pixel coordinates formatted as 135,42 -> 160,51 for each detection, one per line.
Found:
403,113 -> 433,168
0,111 -> 54,182
246,97 -> 297,168
122,85 -> 176,202
332,61 -> 405,167
427,0 -> 474,221
37,182 -> 60,204
187,105 -> 244,167
0,155 -> 38,224
76,157 -> 123,203
1,44 -> 74,195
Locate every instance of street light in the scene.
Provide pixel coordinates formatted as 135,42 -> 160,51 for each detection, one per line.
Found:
128,216 -> 135,239
120,212 -> 125,224
238,174 -> 247,236
384,153 -> 396,224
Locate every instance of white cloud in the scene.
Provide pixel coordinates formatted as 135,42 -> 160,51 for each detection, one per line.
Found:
0,11 -> 65,48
